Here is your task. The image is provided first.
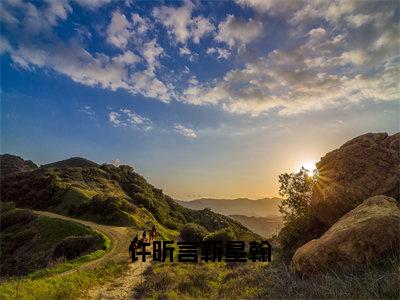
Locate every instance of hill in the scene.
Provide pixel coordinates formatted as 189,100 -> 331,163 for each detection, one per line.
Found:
41,157 -> 99,169
228,214 -> 283,238
0,156 -> 257,241
0,154 -> 38,177
176,197 -> 282,217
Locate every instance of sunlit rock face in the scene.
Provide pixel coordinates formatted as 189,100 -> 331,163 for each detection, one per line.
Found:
291,195 -> 400,276
311,132 -> 400,227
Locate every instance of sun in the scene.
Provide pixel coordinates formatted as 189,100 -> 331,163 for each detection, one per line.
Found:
300,160 -> 317,172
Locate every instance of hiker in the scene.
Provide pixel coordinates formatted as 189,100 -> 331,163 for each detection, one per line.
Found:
142,229 -> 147,241
150,225 -> 157,241
129,234 -> 139,262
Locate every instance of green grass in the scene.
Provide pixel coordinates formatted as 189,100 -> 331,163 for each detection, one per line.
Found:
136,251 -> 400,299
136,262 -> 269,299
33,216 -> 102,243
0,262 -> 128,300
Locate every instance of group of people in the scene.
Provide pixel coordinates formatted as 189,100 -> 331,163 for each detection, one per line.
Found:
128,225 -> 157,261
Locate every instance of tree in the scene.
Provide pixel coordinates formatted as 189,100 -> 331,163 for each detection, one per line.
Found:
180,223 -> 208,242
278,167 -> 317,223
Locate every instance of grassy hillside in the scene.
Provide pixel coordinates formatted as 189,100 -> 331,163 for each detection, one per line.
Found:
0,155 -> 257,240
0,202 -> 108,277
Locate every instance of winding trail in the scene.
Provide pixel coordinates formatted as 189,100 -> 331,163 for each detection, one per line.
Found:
34,210 -> 150,299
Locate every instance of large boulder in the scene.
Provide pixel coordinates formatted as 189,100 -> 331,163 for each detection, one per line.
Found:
311,132 -> 399,227
291,195 -> 400,276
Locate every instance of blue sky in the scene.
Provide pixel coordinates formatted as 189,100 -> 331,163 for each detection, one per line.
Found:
1,0 -> 399,199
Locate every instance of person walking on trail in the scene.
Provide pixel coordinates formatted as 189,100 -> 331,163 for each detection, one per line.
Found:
142,229 -> 147,241
129,234 -> 139,262
150,225 -> 157,241
132,234 -> 138,245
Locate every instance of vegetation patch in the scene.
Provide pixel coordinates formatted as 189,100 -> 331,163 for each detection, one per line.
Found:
0,262 -> 127,300
0,205 -> 108,277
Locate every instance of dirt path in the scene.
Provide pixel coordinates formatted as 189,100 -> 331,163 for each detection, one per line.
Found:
34,211 -> 150,299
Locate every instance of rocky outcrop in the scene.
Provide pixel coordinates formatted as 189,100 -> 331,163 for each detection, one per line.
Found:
311,132 -> 399,227
291,195 -> 400,276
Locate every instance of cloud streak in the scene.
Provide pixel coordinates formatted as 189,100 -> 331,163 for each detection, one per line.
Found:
174,123 -> 197,138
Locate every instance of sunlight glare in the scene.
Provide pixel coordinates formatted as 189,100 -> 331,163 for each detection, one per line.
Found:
301,160 -> 317,172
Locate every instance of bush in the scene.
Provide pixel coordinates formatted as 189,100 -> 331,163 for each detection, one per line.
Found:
277,210 -> 326,262
1,208 -> 36,230
0,202 -> 16,214
180,223 -> 208,242
53,235 -> 99,260
203,227 -> 236,242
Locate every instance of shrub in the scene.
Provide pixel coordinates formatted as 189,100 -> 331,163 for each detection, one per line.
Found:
53,235 -> 99,260
180,223 -> 208,242
277,210 -> 326,262
0,208 -> 36,230
0,202 -> 15,214
204,227 -> 236,242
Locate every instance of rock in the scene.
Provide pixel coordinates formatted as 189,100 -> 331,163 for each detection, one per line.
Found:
311,132 -> 399,227
291,195 -> 400,276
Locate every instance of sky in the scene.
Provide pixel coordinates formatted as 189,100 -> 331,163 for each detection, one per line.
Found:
1,0 -> 399,200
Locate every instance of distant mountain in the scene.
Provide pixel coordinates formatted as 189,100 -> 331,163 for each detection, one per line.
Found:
0,154 -> 38,177
176,197 -> 282,218
41,157 -> 99,169
228,215 -> 283,238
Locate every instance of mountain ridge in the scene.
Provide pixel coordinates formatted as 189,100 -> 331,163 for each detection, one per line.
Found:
176,197 -> 282,217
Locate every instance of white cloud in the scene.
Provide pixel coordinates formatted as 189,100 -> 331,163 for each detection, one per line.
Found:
109,111 -> 122,126
191,16 -> 214,44
152,1 -> 214,44
1,0 -> 72,35
109,109 -> 153,131
215,15 -> 262,48
174,123 -> 197,138
235,0 -> 302,14
106,11 -> 152,49
179,46 -> 191,56
207,47 -> 231,60
107,10 -> 131,49
112,50 -> 140,65
80,105 -> 96,120
75,0 -> 112,9
181,4 -> 400,117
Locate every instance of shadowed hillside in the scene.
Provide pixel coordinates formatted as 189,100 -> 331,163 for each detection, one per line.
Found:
41,157 -> 100,169
0,154 -> 38,177
228,214 -> 283,238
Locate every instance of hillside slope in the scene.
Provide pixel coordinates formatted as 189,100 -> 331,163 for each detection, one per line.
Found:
0,203 -> 107,277
0,155 -> 257,240
228,214 -> 283,238
0,154 -> 38,177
